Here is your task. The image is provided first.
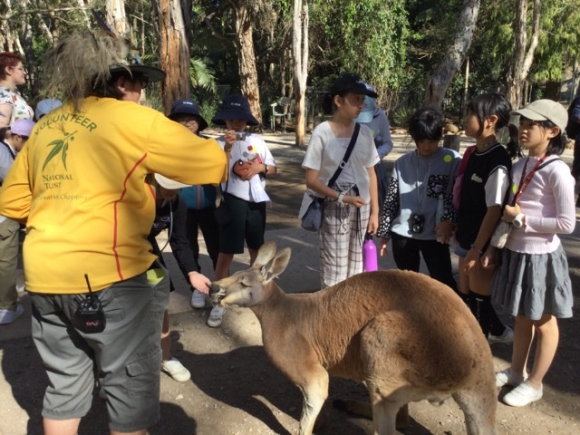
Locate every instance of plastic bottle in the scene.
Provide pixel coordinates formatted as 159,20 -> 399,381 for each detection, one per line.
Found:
435,194 -> 444,243
363,233 -> 378,272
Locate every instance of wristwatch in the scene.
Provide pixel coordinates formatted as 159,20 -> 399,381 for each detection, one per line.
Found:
513,213 -> 525,228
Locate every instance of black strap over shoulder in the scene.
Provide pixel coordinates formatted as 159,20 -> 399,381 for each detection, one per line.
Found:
327,122 -> 360,188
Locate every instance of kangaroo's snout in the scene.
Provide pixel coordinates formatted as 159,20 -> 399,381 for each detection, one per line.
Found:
210,282 -> 225,305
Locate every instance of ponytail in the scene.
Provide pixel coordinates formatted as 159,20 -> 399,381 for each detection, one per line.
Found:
505,124 -> 522,159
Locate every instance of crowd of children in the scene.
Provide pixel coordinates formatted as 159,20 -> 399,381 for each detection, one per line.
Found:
0,35 -> 577,434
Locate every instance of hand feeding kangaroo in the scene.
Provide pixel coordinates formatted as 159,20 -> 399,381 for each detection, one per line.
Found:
210,242 -> 497,435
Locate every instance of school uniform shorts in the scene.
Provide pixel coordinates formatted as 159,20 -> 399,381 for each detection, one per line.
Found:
29,268 -> 169,433
219,192 -> 266,254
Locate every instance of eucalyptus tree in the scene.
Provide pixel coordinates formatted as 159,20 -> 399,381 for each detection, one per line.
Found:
153,0 -> 191,112
506,0 -> 541,109
424,0 -> 481,109
308,0 -> 408,110
293,0 -> 308,146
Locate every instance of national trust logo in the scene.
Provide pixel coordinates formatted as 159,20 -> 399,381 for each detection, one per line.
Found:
43,130 -> 77,171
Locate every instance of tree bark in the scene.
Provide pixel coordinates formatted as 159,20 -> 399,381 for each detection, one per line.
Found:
19,0 -> 38,99
424,0 -> 481,109
106,0 -> 129,37
155,0 -> 191,113
232,1 -> 262,125
293,0 -> 309,146
506,0 -> 541,109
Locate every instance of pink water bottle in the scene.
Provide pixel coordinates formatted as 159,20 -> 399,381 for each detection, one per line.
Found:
363,233 -> 378,272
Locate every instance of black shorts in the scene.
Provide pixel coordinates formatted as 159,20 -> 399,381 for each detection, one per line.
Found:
219,193 -> 266,254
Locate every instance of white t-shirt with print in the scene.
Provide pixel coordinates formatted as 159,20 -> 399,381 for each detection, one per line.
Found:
218,133 -> 276,203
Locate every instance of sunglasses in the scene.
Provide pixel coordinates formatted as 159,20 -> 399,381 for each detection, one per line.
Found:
11,66 -> 27,73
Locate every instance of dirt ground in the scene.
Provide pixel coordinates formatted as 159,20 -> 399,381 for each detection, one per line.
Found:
1,134 -> 579,435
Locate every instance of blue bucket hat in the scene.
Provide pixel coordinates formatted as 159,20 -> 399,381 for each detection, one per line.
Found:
168,99 -> 208,131
211,94 -> 260,127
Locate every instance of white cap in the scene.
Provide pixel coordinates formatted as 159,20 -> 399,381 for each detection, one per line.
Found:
154,174 -> 190,190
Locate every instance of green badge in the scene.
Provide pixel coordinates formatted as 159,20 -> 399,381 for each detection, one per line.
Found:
443,155 -> 452,163
512,183 -> 517,194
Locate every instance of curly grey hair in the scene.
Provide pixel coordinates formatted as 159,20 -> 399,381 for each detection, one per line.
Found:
40,32 -> 129,112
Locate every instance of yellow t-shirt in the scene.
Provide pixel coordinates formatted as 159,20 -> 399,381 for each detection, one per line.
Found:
0,97 -> 227,294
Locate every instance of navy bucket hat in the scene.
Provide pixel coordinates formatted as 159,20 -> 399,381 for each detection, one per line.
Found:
168,99 -> 208,131
211,94 -> 260,127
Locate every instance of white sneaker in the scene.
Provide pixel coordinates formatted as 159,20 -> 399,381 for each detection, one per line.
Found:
488,325 -> 514,344
503,381 -> 543,407
0,304 -> 24,325
161,357 -> 191,382
495,368 -> 527,388
207,306 -> 224,328
191,289 -> 206,309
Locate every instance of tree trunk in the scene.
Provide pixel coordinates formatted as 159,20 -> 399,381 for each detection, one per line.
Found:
506,0 -> 541,109
424,0 -> 481,108
293,0 -> 309,146
544,80 -> 561,101
106,0 -> 129,37
20,0 -> 38,99
156,0 -> 191,113
233,2 -> 262,125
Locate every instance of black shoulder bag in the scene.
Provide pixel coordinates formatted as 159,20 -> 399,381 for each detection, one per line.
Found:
301,123 -> 361,232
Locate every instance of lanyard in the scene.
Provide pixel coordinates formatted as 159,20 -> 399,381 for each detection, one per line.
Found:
513,156 -> 546,204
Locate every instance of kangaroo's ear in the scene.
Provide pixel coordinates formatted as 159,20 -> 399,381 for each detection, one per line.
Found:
260,247 -> 291,283
253,241 -> 277,269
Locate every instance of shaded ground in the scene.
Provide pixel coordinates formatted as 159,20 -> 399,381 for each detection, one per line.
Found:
1,133 -> 579,434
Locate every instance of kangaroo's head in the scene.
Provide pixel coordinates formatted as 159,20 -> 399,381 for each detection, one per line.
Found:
210,241 -> 291,308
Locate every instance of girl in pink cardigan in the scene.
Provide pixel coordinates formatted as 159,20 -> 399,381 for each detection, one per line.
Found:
485,100 -> 575,408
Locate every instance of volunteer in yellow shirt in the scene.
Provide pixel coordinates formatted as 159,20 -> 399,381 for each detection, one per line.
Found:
0,33 -> 227,435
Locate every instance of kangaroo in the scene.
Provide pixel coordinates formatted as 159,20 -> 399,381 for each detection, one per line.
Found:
210,242 -> 497,435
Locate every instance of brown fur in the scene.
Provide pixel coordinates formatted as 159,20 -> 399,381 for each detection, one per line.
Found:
211,242 -> 497,435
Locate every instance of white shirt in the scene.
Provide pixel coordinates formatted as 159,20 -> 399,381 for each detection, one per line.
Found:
299,122 -> 379,218
218,133 -> 276,203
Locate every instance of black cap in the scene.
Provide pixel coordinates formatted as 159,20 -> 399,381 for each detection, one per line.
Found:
109,64 -> 166,82
330,73 -> 377,98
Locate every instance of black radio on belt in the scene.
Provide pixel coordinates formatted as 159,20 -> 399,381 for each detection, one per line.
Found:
72,274 -> 106,333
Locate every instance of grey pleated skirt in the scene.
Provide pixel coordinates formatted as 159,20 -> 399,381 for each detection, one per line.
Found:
491,244 -> 574,320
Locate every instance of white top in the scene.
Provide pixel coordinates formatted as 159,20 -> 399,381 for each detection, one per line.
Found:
299,121 -> 379,218
505,156 -> 576,254
0,86 -> 34,124
218,133 -> 276,203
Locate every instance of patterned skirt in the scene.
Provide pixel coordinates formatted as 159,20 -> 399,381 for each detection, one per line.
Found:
490,244 -> 574,320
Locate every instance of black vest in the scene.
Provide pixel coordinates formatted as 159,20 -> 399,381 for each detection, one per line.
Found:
456,144 -> 512,249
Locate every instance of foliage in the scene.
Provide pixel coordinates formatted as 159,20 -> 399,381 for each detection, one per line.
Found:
308,0 -> 409,110
190,57 -> 217,93
1,0 -> 577,119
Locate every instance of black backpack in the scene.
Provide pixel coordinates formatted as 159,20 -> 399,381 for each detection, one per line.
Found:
566,97 -> 580,138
